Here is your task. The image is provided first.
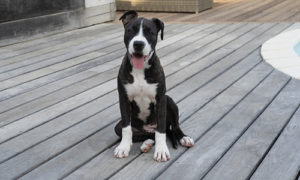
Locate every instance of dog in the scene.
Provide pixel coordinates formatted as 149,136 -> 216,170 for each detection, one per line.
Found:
114,10 -> 194,162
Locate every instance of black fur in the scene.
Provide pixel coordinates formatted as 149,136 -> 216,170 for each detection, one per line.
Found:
115,11 -> 186,149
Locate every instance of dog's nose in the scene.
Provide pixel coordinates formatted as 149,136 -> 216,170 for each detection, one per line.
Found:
133,41 -> 145,51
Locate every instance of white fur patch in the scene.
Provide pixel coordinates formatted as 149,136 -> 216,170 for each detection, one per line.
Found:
140,139 -> 155,153
114,126 -> 132,158
154,132 -> 170,162
180,136 -> 194,147
125,68 -> 157,121
128,20 -> 152,59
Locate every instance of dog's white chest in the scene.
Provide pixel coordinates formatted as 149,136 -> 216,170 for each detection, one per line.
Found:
125,69 -> 157,121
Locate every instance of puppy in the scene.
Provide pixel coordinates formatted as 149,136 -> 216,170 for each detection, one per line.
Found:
114,10 -> 194,162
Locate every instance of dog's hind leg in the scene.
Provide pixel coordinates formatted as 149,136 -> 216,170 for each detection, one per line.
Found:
140,139 -> 155,153
166,95 -> 194,148
115,121 -> 154,142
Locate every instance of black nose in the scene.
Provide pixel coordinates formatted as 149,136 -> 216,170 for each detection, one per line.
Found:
133,41 -> 145,51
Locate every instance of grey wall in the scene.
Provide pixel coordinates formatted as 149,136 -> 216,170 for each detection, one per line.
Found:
0,0 -> 116,46
0,0 -> 85,22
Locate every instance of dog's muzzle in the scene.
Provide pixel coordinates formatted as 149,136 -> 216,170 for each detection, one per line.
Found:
130,40 -> 151,69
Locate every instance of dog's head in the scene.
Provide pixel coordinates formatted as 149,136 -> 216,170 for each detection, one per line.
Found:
120,10 -> 164,69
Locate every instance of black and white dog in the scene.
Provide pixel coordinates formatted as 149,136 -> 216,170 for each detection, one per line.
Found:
114,10 -> 194,162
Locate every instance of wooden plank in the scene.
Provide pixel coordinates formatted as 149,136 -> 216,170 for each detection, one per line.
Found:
0,67 -> 118,127
0,98 -> 121,179
0,23 -> 263,179
0,21 -> 294,179
0,23 -> 245,137
0,22 -> 272,134
8,21 -> 286,179
0,79 -> 117,144
160,23 -> 245,66
167,23 -> 277,109
157,71 -> 291,180
0,62 -> 119,114
0,26 -> 122,68
0,25 -> 178,68
230,0 -> 285,21
203,0 -> 272,22
0,24 -> 196,113
289,12 -> 300,22
0,23 -> 114,58
0,31 -> 122,75
154,23 -> 294,179
0,24 -> 194,101
156,23 -> 227,58
188,0 -> 256,22
268,1 -> 300,22
66,52 -> 270,180
246,0 -> 294,22
0,23 -> 229,147
250,107 -> 300,180
0,23 -> 114,51
0,99 -> 120,165
175,0 -> 249,22
1,23 -> 205,116
203,80 -> 300,180
224,0 -> 277,22
0,49 -> 124,97
257,0 -> 299,22
0,24 -> 119,60
0,23 -> 241,160
0,52 -> 110,90
0,21 -> 284,178
0,23 -> 179,75
0,51 -> 123,102
52,40 -> 266,177
18,40 -> 270,180
161,23 -> 269,87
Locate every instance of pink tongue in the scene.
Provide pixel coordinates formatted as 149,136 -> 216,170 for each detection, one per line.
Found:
132,56 -> 145,69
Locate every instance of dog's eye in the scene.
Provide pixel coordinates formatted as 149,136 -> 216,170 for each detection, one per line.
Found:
150,31 -> 155,36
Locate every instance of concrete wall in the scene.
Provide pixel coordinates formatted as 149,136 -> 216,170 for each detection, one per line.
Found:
0,0 -> 85,22
0,0 -> 116,45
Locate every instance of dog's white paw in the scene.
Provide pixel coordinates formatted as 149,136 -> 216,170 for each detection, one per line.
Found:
114,142 -> 132,158
140,139 -> 155,153
154,144 -> 170,162
180,136 -> 194,147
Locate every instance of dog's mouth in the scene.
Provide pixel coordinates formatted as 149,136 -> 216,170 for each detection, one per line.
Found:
130,53 -> 149,69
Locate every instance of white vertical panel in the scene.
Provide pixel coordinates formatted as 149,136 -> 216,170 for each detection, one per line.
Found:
85,0 -> 116,8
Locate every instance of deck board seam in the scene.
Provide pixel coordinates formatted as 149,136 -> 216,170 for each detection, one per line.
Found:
0,87 -> 117,145
2,26 -> 271,177
0,24 -> 208,81
0,23 -> 278,157
0,24 -> 210,100
0,23 -> 260,137
199,77 -> 293,179
246,103 -> 300,180
0,24 -> 219,120
0,31 -> 123,72
63,58 -> 266,180
0,25 -> 122,61
153,65 -> 275,180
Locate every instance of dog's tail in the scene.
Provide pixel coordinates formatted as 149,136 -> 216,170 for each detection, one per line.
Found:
166,95 -> 185,149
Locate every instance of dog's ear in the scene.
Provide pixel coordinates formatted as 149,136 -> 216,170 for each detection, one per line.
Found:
119,10 -> 138,27
152,18 -> 164,40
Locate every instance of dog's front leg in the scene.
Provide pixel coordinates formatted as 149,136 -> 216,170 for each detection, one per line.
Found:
154,95 -> 170,162
114,80 -> 132,158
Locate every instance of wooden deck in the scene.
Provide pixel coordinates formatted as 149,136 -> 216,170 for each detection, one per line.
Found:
0,21 -> 300,179
113,0 -> 300,23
